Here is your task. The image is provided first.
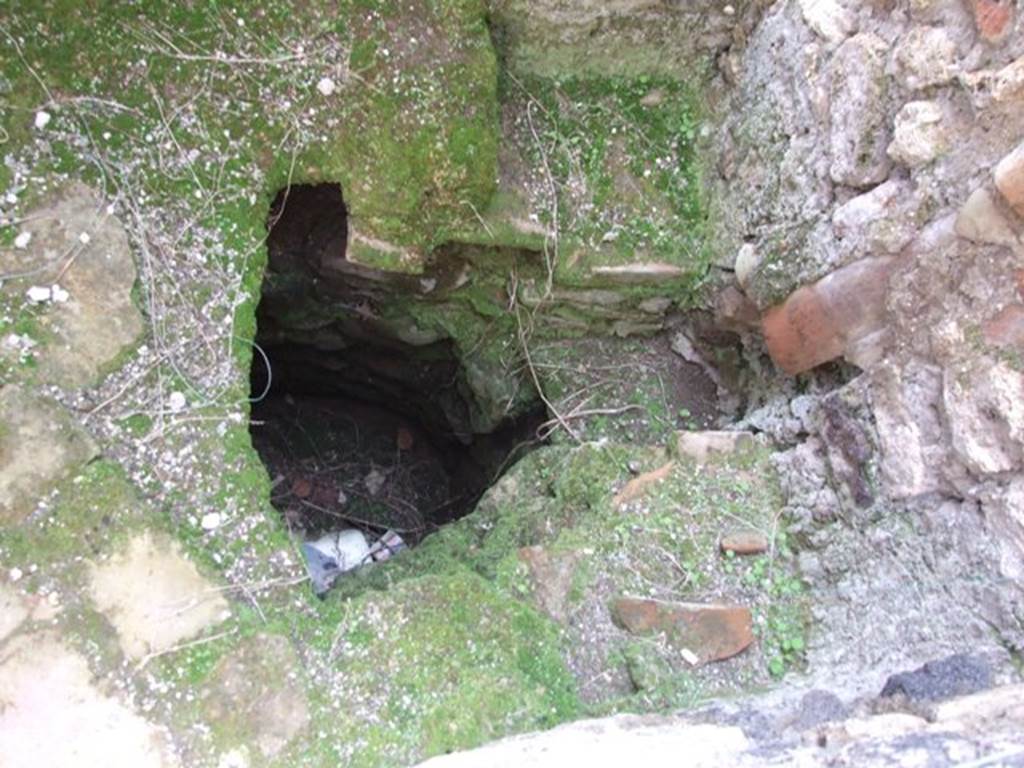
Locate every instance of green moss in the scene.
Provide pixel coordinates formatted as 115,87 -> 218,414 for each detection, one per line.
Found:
303,568 -> 579,767
0,459 -> 145,568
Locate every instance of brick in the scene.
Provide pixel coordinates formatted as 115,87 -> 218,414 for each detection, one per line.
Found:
972,0 -> 1014,43
762,286 -> 844,375
720,530 -> 769,556
762,258 -> 894,375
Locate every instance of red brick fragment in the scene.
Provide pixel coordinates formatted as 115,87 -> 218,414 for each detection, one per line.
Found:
972,0 -> 1014,43
611,597 -> 754,664
983,304 -> 1024,348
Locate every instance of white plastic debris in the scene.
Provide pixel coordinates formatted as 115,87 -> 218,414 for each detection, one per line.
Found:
50,284 -> 69,303
14,231 -> 32,249
9,567 -> 23,583
34,110 -> 51,129
200,512 -> 222,531
681,647 -> 700,666
78,232 -> 91,245
364,468 -> 387,496
369,530 -> 406,562
167,391 -> 187,413
302,529 -> 370,595
26,286 -> 51,303
316,77 -> 336,96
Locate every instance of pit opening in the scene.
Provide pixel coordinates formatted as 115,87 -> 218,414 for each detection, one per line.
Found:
249,183 -> 545,555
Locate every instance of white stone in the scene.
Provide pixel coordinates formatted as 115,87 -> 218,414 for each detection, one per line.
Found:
25,286 -> 51,303
893,26 -> 957,91
887,101 -> 948,168
13,231 -> 31,249
832,179 -> 917,255
734,243 -> 759,288
798,0 -> 856,44
33,111 -> 51,129
954,188 -> 1020,248
167,391 -> 187,413
676,431 -> 756,463
365,467 -> 387,496
78,231 -> 91,245
9,567 -> 22,582
201,512 -> 222,531
316,77 -> 336,96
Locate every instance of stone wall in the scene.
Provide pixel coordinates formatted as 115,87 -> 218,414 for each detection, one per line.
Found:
714,0 -> 1024,594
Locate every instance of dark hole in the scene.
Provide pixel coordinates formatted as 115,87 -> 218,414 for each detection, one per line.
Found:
249,183 -> 545,550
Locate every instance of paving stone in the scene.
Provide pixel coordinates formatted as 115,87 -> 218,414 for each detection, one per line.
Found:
88,531 -> 230,660
0,385 -> 98,524
610,597 -> 754,664
202,634 -> 310,759
0,632 -> 178,767
0,183 -> 143,388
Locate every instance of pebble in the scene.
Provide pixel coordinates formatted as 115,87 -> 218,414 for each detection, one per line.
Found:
9,567 -> 23,582
34,110 -> 51,129
200,512 -> 222,531
168,391 -> 187,412
316,77 -> 336,96
26,285 -> 51,303
14,231 -> 32,249
291,477 -> 312,499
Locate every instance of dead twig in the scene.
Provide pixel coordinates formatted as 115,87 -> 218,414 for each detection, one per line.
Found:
134,628 -> 237,672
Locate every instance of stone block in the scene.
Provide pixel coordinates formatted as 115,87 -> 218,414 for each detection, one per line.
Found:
954,188 -> 1020,246
0,385 -> 98,524
994,141 -> 1024,218
798,0 -> 856,44
893,27 -> 958,90
0,184 -> 143,388
888,101 -> 949,168
88,532 -> 230,660
829,34 -> 892,188
675,430 -> 756,462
